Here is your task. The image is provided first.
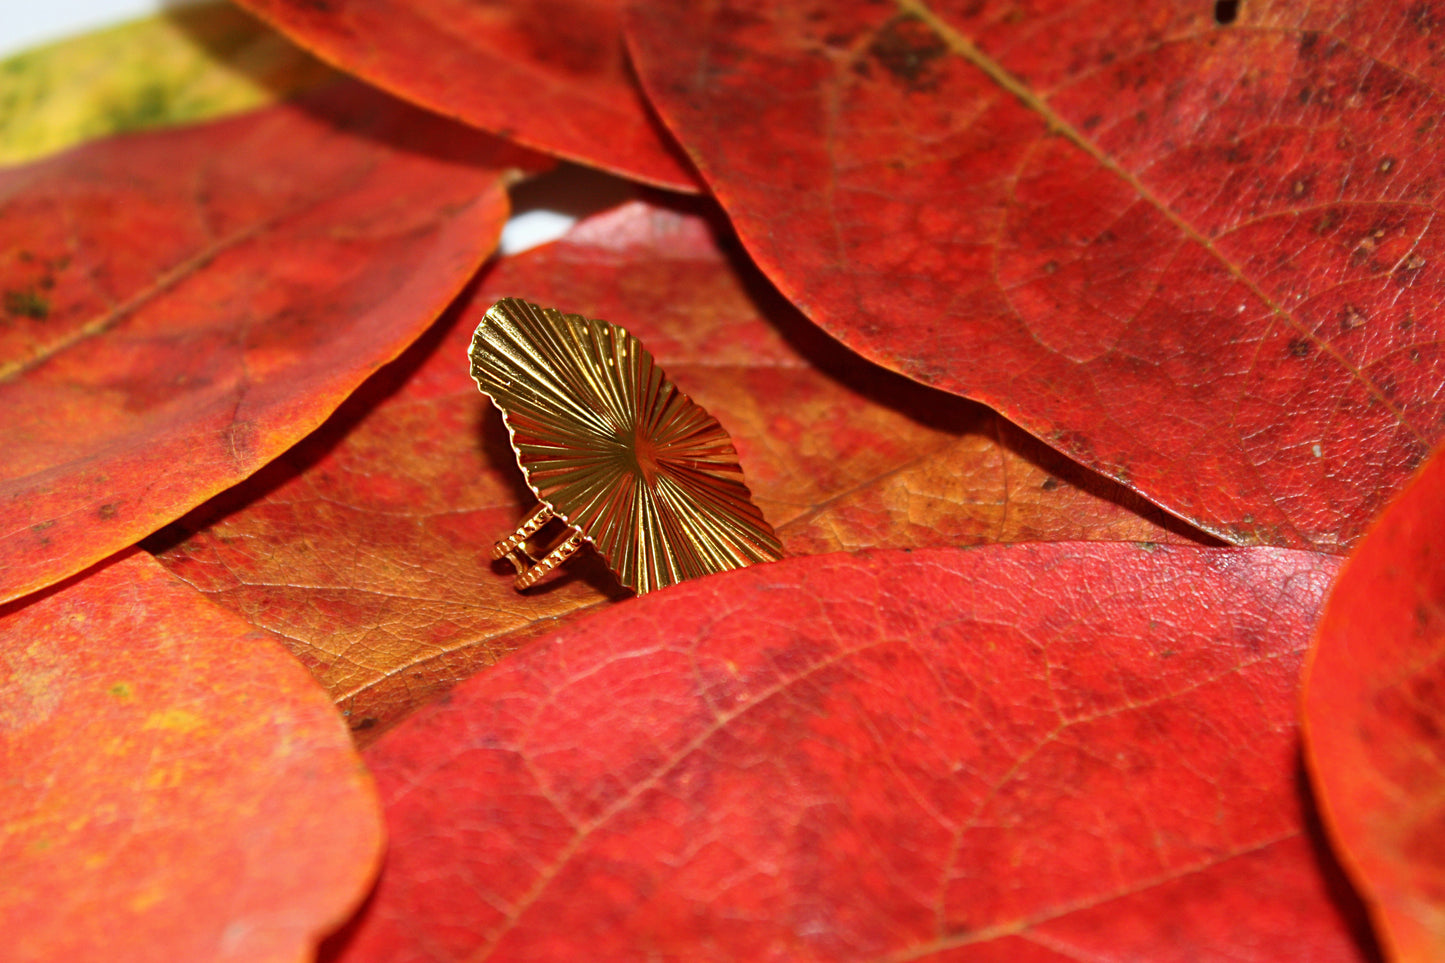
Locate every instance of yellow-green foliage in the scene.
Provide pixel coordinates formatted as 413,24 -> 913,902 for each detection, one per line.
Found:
0,2 -> 336,165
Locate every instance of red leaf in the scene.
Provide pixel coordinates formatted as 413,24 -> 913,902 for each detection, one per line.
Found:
0,551 -> 382,962
0,81 -> 533,605
153,200 -> 1202,740
1305,444 -> 1445,960
326,544 -> 1368,961
626,0 -> 1445,552
233,0 -> 696,190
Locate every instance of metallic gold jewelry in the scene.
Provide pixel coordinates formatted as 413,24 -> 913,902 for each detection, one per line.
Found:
470,298 -> 783,595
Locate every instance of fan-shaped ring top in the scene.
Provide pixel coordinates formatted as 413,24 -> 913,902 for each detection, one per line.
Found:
469,298 -> 783,594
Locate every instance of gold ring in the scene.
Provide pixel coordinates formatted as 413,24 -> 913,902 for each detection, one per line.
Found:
470,298 -> 783,595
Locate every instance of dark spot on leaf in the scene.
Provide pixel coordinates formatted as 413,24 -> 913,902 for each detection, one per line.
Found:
1287,338 -> 1314,358
1081,114 -> 1102,132
353,717 -> 377,730
1378,374 -> 1400,399
1351,228 -> 1387,265
1042,260 -> 1059,275
1396,255 -> 1427,282
1040,476 -> 1059,491
30,519 -> 56,533
535,1 -> 618,76
823,30 -> 854,47
1410,2 -> 1439,34
867,14 -> 949,92
1214,0 -> 1240,25
1410,347 -> 1422,362
1049,428 -> 1096,462
1237,624 -> 1267,654
98,503 -> 119,520
1312,209 -> 1340,235
1299,31 -> 1320,57
1377,156 -> 1398,175
1339,305 -> 1367,332
4,288 -> 49,320
1400,442 -> 1426,472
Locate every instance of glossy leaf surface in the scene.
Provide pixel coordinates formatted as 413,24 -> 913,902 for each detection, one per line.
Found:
0,81 -> 532,604
1306,444 -> 1445,961
0,551 -> 383,963
234,0 -> 695,190
153,200 -> 1201,740
331,544 -> 1367,962
627,0 -> 1445,552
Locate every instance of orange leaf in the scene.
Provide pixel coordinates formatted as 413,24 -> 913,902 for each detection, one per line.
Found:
0,551 -> 383,962
0,81 -> 537,604
1305,443 -> 1445,961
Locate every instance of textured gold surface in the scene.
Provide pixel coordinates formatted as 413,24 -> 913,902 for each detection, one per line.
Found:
490,502 -> 554,562
470,298 -> 783,594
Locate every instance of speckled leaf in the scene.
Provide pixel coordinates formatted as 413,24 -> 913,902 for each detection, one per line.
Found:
1306,443 -> 1445,961
0,551 -> 383,963
328,544 -> 1371,962
152,199 -> 1202,742
234,0 -> 695,190
627,0 -> 1445,552
0,80 -> 538,605
0,2 -> 335,165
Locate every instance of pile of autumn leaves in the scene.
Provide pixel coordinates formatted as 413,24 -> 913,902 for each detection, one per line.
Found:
2,0 -> 1443,961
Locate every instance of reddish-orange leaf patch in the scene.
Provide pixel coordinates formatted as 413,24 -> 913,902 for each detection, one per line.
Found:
0,81 -> 535,604
328,544 -> 1369,961
627,0 -> 1445,552
153,200 -> 1202,740
0,551 -> 383,963
234,0 -> 695,190
1305,443 -> 1445,961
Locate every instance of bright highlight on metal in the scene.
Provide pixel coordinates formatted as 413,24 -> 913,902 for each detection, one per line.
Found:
470,298 -> 783,595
